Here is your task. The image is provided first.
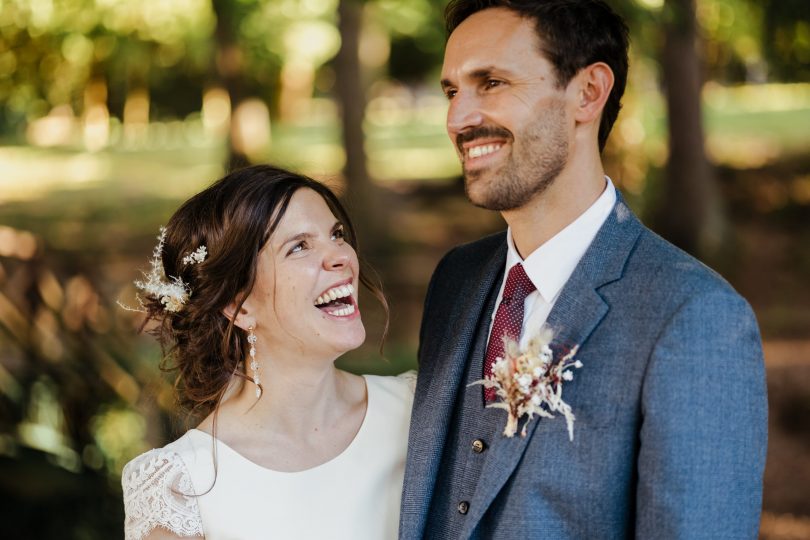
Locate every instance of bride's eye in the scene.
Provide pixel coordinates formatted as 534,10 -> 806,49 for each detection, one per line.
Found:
287,240 -> 308,255
331,225 -> 345,242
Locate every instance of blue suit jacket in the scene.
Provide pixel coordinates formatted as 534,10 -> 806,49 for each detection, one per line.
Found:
400,197 -> 767,539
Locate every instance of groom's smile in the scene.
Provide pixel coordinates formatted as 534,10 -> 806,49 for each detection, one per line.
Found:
457,125 -> 512,175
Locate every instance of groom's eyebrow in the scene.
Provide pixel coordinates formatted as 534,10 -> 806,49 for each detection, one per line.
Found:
441,67 -> 502,90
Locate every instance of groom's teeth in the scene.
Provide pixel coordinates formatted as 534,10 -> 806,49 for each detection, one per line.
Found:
467,144 -> 501,159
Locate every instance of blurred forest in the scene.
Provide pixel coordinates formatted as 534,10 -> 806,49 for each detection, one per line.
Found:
0,0 -> 809,538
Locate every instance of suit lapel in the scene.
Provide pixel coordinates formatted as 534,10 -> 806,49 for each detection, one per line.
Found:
460,197 -> 643,537
400,239 -> 507,539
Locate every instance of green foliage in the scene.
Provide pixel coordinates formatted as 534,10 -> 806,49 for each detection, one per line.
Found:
1,0 -> 803,132
0,0 -> 216,132
762,0 -> 810,82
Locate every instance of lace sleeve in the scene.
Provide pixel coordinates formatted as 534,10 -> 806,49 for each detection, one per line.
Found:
122,449 -> 205,540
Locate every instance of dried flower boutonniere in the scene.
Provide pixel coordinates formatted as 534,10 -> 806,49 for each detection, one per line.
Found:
470,327 -> 582,440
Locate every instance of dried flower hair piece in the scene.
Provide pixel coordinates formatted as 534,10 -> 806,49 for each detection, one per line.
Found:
470,327 -> 582,440
182,246 -> 207,266
118,227 -> 207,314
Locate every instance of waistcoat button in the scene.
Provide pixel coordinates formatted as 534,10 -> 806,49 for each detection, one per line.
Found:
458,501 -> 470,515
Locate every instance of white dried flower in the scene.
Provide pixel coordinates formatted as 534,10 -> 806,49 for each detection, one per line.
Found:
120,227 -> 197,314
182,246 -> 207,266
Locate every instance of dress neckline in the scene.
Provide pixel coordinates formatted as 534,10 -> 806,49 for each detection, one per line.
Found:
188,374 -> 372,475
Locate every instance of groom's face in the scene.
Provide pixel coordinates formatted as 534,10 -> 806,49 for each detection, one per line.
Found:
441,8 -> 574,211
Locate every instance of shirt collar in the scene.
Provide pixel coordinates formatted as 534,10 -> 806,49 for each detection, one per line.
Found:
505,176 -> 617,303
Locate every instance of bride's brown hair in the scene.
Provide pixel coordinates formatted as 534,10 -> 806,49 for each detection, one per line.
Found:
139,164 -> 388,420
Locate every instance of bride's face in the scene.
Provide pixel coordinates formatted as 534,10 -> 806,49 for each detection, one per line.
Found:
243,188 -> 365,362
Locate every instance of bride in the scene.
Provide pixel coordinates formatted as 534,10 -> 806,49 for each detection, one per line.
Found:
121,165 -> 415,539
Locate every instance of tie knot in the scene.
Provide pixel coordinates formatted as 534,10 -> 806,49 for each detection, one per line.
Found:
503,263 -> 535,299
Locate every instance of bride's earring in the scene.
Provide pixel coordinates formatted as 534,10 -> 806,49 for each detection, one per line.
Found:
247,326 -> 262,398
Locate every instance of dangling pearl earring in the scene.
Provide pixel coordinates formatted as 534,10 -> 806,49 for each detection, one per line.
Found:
247,326 -> 262,398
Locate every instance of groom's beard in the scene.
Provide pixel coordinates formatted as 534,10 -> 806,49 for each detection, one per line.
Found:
460,106 -> 569,211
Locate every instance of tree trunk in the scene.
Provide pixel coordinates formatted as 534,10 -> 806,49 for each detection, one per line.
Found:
657,0 -> 725,259
211,0 -> 250,171
334,0 -> 386,256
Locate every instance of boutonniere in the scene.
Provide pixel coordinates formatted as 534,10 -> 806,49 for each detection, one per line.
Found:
471,327 -> 582,440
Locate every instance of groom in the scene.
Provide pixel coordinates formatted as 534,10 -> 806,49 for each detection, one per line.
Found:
400,1 -> 767,538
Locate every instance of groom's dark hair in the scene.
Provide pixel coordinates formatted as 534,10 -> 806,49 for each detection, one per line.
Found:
444,0 -> 629,152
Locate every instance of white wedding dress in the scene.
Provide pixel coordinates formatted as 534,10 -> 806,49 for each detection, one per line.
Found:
122,373 -> 416,540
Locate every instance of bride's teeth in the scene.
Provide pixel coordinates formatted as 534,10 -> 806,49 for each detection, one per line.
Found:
316,283 -> 356,306
334,304 -> 356,316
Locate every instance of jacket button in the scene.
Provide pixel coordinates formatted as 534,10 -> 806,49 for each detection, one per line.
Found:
472,439 -> 486,453
458,501 -> 470,515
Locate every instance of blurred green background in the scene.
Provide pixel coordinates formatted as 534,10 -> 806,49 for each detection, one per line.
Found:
0,0 -> 808,538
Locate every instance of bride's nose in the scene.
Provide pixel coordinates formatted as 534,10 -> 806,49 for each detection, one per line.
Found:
323,244 -> 350,270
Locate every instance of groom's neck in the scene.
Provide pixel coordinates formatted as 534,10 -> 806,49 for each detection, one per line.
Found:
503,168 -> 606,258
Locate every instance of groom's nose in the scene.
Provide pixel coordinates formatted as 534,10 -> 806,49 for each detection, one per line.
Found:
447,92 -> 485,137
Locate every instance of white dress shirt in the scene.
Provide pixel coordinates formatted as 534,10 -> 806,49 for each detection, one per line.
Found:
488,177 -> 617,348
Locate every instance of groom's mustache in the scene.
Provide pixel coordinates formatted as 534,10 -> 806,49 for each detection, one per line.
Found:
456,126 -> 513,153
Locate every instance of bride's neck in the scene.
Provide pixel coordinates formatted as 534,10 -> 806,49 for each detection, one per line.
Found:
212,362 -> 360,439
196,361 -> 368,472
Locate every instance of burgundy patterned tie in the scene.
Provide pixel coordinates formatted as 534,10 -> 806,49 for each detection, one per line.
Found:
483,263 -> 536,401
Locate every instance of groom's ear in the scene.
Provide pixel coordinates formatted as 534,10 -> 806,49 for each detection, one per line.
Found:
572,62 -> 614,124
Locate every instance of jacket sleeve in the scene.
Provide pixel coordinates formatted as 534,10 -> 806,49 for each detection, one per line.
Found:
635,288 -> 767,539
417,246 -> 460,371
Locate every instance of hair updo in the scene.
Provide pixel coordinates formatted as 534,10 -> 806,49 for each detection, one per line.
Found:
138,164 -> 387,419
